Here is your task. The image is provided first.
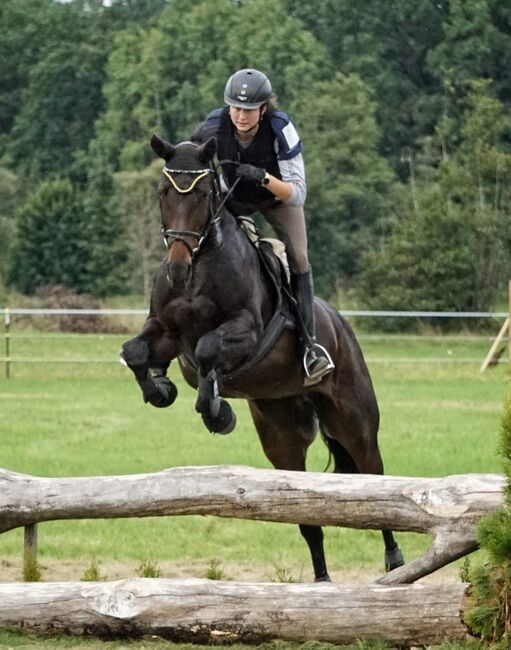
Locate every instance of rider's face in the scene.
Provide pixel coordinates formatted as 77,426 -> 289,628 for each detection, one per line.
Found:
229,105 -> 264,133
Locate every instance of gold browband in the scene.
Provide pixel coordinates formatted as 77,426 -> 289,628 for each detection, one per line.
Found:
162,168 -> 210,194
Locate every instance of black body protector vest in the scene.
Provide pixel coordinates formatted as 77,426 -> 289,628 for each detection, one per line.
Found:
216,106 -> 282,214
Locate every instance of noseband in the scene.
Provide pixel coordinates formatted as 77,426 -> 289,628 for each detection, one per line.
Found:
160,161 -> 239,259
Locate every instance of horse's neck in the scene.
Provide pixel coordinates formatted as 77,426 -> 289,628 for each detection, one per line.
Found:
195,211 -> 273,315
208,211 -> 258,266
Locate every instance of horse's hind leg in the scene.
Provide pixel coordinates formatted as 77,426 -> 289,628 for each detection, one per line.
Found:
313,394 -> 404,573
121,317 -> 178,408
248,396 -> 330,582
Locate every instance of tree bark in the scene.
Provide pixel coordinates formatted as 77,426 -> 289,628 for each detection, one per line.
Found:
0,465 -> 504,583
0,578 -> 470,646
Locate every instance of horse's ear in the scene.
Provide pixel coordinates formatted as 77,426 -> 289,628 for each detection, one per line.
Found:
198,136 -> 217,163
150,134 -> 175,161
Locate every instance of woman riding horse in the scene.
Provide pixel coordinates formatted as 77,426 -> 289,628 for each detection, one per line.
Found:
192,68 -> 333,386
120,132 -> 405,581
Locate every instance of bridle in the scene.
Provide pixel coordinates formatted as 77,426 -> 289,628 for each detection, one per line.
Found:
160,159 -> 239,259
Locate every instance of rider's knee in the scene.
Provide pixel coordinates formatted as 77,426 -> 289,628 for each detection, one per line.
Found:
288,253 -> 310,276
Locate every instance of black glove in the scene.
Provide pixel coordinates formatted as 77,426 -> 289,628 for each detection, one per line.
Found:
235,163 -> 266,185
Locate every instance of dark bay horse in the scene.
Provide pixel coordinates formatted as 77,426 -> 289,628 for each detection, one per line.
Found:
121,135 -> 404,581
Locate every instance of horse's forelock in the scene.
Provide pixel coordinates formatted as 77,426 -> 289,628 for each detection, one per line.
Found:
169,141 -> 207,170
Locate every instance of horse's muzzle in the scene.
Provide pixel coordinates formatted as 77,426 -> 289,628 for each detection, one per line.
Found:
166,260 -> 191,288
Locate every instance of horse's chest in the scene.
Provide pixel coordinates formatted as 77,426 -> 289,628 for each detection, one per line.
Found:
162,295 -> 219,333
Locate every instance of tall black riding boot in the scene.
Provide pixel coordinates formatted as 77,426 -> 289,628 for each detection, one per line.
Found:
291,269 -> 334,386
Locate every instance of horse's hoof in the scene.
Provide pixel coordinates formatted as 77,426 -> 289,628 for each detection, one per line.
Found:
314,574 -> 332,583
385,546 -> 405,572
139,374 -> 178,408
202,399 -> 237,434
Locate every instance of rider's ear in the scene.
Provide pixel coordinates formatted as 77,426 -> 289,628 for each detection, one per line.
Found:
198,136 -> 217,163
151,134 -> 176,161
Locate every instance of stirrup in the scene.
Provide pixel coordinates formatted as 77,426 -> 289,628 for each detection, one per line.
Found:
303,343 -> 335,386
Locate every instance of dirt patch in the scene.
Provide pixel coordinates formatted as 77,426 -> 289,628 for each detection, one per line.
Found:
0,557 -> 460,585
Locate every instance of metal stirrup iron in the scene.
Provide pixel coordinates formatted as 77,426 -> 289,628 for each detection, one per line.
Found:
303,343 -> 335,386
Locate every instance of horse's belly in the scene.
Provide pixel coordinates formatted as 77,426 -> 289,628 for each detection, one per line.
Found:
219,329 -> 306,399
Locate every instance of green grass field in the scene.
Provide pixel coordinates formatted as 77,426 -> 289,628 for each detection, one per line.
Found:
0,327 -> 509,649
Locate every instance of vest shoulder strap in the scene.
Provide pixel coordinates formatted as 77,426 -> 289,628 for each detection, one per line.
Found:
269,110 -> 302,160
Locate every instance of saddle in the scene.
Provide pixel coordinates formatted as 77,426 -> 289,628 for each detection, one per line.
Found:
236,216 -> 290,286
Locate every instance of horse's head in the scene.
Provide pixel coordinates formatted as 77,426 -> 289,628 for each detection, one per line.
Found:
151,134 -> 217,288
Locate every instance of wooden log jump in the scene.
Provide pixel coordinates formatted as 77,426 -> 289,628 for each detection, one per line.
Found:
0,465 -> 504,584
0,578 -> 469,645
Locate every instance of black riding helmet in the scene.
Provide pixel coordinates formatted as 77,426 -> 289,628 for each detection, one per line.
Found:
224,69 -> 272,109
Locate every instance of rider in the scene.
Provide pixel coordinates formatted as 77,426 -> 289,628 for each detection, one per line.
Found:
192,68 -> 334,386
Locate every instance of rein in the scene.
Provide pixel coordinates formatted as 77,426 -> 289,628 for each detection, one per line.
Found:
161,162 -> 240,259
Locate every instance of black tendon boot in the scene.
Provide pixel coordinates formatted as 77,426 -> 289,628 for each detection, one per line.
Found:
291,269 -> 335,386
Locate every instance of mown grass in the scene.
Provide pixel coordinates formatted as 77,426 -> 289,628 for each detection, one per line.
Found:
0,328 -> 508,648
0,331 -> 507,574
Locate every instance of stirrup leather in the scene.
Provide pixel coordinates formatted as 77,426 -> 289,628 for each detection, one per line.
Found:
303,343 -> 335,386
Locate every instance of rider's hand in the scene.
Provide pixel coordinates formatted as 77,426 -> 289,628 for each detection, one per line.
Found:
235,164 -> 266,185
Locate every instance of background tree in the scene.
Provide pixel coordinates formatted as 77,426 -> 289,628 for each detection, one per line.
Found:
356,79 -> 511,319
0,166 -> 21,300
286,0 -> 447,174
0,0 -> 81,154
80,152 -> 131,298
428,1 -> 511,103
2,0 -> 511,308
9,179 -> 88,294
293,73 -> 396,296
113,163 -> 162,298
7,41 -> 106,179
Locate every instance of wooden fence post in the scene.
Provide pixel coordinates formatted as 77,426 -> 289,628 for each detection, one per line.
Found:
480,283 -> 511,372
23,524 -> 39,581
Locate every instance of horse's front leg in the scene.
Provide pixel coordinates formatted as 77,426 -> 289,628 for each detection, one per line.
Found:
194,310 -> 258,434
121,316 -> 179,408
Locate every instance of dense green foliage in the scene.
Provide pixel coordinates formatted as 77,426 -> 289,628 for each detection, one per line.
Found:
1,0 -> 511,307
465,395 -> 511,645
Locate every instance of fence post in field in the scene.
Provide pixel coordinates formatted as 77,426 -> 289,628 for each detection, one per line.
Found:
480,285 -> 511,372
3,308 -> 10,380
23,524 -> 38,581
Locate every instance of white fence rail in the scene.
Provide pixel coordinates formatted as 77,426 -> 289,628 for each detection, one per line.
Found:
1,308 -> 509,317
1,308 -> 509,378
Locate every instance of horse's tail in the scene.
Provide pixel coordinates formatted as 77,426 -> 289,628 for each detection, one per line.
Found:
319,423 -> 333,472
319,426 -> 359,474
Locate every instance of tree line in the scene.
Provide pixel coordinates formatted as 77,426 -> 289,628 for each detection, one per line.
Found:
1,0 -> 511,315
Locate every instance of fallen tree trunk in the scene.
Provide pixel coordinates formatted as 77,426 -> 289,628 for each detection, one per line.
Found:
0,578 -> 470,646
0,465 -> 504,583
